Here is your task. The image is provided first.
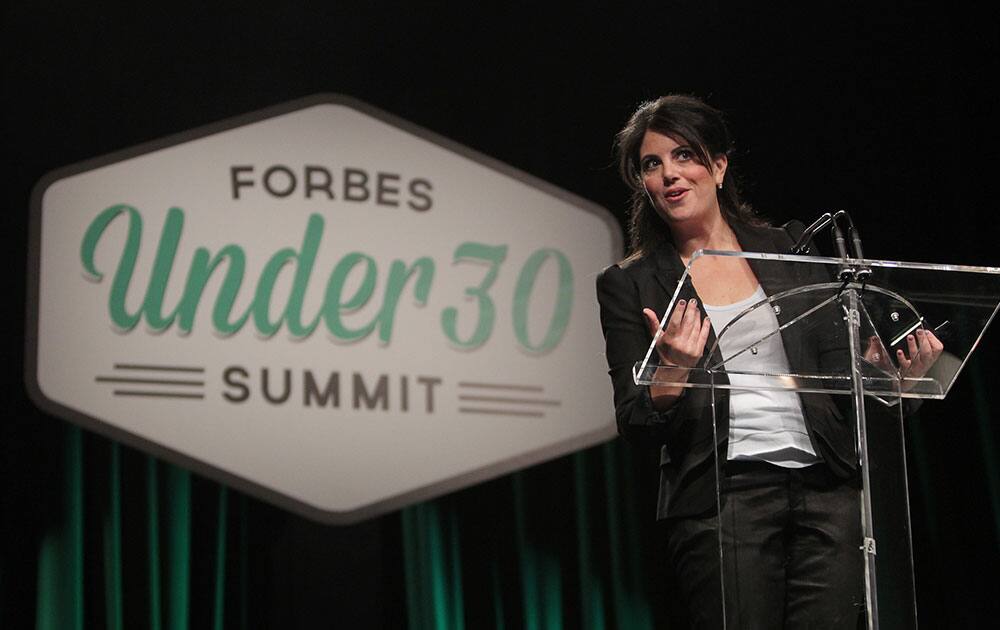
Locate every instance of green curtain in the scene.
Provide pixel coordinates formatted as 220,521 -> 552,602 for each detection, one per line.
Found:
399,441 -> 656,630
33,427 -> 236,630
25,366 -> 1000,628
28,426 -> 659,629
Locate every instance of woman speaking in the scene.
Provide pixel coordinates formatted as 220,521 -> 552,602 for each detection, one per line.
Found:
596,95 -> 940,628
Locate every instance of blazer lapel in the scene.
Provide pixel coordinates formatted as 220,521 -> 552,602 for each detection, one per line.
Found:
651,242 -> 689,299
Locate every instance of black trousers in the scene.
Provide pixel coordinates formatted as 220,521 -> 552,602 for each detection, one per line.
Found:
666,461 -> 863,629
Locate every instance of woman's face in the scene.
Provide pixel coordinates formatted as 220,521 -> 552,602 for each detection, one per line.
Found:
638,130 -> 727,228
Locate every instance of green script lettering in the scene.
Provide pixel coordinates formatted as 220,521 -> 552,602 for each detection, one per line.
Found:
512,248 -> 574,353
80,205 -> 439,343
81,205 -> 251,334
178,244 -> 249,335
81,204 -> 143,330
440,242 -> 507,349
321,252 -> 379,340
377,258 -> 434,342
252,214 -> 324,338
80,206 -> 573,351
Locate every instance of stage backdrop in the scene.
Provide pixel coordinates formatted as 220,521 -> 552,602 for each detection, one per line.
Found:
26,95 -> 622,524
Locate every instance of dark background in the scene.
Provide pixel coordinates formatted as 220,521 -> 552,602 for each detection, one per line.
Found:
4,1 -> 999,628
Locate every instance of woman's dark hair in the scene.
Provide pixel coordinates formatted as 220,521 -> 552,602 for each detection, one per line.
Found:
615,94 -> 762,259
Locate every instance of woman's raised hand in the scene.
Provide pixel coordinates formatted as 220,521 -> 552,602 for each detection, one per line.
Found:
897,328 -> 944,381
863,329 -> 944,393
643,299 -> 712,369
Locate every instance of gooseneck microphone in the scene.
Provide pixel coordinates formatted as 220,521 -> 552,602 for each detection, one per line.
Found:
833,210 -> 870,283
831,211 -> 855,282
792,211 -> 869,283
845,213 -> 871,282
790,212 -> 833,254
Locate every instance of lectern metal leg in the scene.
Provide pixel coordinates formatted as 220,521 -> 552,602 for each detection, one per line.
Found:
845,290 -> 879,630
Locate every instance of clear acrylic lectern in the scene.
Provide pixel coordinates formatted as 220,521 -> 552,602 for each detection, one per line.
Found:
633,250 -> 1000,629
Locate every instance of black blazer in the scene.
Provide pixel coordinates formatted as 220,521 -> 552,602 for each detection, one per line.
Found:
596,221 -> 856,520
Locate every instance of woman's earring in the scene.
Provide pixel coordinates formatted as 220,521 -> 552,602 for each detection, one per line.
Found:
717,182 -> 723,190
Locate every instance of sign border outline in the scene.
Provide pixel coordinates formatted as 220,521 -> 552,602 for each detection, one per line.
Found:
24,93 -> 623,524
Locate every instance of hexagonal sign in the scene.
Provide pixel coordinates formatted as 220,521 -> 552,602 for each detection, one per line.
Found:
26,94 -> 621,523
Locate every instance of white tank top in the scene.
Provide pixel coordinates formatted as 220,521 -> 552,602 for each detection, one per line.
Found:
702,285 -> 820,468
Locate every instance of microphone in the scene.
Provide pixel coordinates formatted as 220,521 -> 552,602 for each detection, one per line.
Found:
848,219 -> 871,282
831,211 -> 856,282
849,223 -> 865,260
789,212 -> 833,254
833,210 -> 871,283
789,211 -> 869,283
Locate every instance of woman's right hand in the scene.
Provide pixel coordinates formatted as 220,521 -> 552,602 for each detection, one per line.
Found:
643,299 -> 712,368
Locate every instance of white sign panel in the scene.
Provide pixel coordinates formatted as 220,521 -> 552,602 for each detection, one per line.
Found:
26,95 -> 621,523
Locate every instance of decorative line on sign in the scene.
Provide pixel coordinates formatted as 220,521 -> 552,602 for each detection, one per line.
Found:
96,377 -> 205,386
96,363 -> 207,400
456,381 -> 543,392
113,363 -> 205,373
458,395 -> 560,406
456,381 -> 558,417
113,390 -> 206,399
457,407 -> 544,418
